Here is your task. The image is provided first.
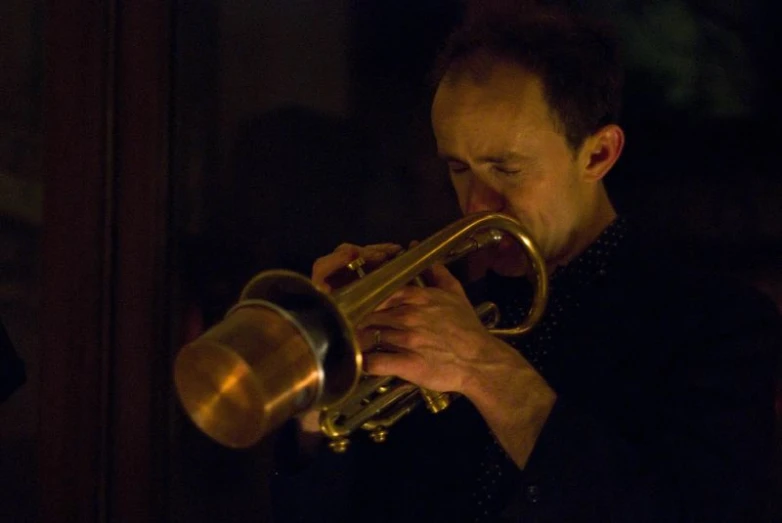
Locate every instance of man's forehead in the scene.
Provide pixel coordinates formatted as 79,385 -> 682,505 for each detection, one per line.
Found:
432,90 -> 550,143
434,65 -> 548,120
432,89 -> 518,126
432,65 -> 561,151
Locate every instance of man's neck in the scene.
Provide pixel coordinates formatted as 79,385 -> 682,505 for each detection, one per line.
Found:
549,186 -> 617,275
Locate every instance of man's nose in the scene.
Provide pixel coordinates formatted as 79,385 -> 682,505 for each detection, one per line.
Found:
465,177 -> 503,213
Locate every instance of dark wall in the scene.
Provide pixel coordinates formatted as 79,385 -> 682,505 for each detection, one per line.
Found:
0,1 -> 43,522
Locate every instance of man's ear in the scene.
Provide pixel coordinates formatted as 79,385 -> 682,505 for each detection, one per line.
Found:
579,124 -> 625,182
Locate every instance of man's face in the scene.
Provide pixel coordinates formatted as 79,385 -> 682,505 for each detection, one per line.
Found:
432,58 -> 599,276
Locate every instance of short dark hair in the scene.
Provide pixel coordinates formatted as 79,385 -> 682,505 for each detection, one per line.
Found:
432,7 -> 623,150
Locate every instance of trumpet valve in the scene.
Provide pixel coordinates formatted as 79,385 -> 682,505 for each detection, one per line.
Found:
328,437 -> 351,453
421,389 -> 451,413
369,427 -> 389,443
347,257 -> 367,278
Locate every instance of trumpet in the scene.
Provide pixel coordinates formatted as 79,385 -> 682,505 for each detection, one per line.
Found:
173,212 -> 548,450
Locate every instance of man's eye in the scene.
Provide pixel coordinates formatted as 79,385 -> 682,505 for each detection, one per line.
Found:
493,166 -> 521,176
449,164 -> 469,174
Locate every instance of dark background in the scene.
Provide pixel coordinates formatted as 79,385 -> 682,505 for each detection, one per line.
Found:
1,1 -> 780,522
176,0 -> 782,314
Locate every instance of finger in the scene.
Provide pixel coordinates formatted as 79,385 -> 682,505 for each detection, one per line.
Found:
363,349 -> 424,381
312,243 -> 403,291
359,305 -> 423,332
375,286 -> 431,311
296,408 -> 322,433
369,243 -> 405,256
312,244 -> 360,291
374,327 -> 427,353
359,244 -> 404,267
334,242 -> 361,253
427,263 -> 467,297
355,326 -> 393,352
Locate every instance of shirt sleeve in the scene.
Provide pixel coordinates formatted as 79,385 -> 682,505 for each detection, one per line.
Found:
500,295 -> 781,523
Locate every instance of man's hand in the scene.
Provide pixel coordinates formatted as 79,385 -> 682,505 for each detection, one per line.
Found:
296,242 -> 403,441
357,262 -> 557,468
311,242 -> 403,293
357,262 -> 494,393
298,242 -> 555,468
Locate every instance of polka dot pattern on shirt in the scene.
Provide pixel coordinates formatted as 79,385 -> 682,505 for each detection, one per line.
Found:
470,217 -> 628,522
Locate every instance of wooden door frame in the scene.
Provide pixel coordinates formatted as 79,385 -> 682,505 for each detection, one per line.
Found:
41,1 -> 172,521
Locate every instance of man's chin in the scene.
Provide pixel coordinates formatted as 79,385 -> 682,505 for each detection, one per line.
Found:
490,242 -> 532,278
489,259 -> 528,278
469,254 -> 529,280
465,246 -> 530,280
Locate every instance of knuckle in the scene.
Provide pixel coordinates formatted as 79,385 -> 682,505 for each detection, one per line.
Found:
397,286 -> 421,301
374,242 -> 402,252
310,259 -> 332,279
311,257 -> 328,272
399,312 -> 420,329
364,353 -> 389,375
335,243 -> 359,252
410,287 -> 433,305
313,251 -> 339,268
362,247 -> 391,262
385,307 -> 416,329
397,329 -> 420,347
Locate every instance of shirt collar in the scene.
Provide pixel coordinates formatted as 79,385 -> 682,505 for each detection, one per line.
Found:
549,215 -> 629,289
482,216 -> 629,299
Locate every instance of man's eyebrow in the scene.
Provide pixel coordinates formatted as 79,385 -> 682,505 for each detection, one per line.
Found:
477,153 -> 537,165
438,153 -> 465,163
438,152 -> 538,166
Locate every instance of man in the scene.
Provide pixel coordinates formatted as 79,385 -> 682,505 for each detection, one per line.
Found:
271,8 -> 780,522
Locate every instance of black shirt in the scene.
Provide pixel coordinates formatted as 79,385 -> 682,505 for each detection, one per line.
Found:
272,218 -> 780,523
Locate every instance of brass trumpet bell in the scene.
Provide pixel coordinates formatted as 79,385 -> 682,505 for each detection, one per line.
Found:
173,212 -> 548,449
174,272 -> 362,448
